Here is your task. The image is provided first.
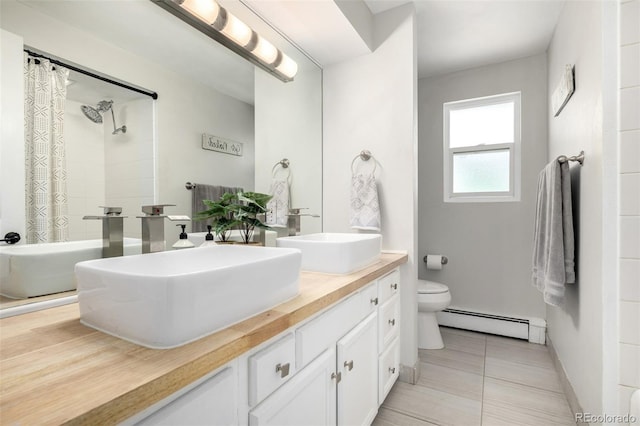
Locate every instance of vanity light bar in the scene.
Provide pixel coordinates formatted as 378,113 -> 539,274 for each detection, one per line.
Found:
151,0 -> 298,82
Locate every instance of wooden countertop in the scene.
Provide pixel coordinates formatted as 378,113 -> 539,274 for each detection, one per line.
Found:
0,252 -> 407,425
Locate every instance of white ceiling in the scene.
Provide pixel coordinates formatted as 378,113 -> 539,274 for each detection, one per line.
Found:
247,0 -> 565,78
18,0 -> 565,101
409,0 -> 565,78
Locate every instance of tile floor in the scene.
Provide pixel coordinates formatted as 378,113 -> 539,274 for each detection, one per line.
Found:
374,327 -> 576,426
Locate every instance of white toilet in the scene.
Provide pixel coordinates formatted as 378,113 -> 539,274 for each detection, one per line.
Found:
417,280 -> 451,350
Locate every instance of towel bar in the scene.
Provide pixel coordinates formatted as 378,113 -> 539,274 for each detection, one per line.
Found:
557,150 -> 584,165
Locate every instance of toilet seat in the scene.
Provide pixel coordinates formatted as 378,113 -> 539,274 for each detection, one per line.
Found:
417,281 -> 449,294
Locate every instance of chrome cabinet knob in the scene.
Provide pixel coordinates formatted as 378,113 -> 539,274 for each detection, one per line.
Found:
344,360 -> 354,371
388,318 -> 396,326
370,297 -> 379,305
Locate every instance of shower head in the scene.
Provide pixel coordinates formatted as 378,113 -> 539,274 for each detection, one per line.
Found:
80,100 -> 113,124
81,105 -> 103,123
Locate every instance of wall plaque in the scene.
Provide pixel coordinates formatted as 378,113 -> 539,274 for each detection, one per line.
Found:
202,134 -> 243,156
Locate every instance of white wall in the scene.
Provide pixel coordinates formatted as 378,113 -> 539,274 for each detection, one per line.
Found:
618,0 -> 640,416
418,54 -> 548,320
65,99 -> 106,241
254,64 -> 323,234
323,4 -> 418,376
104,100 -> 155,239
0,1 -> 255,245
0,29 -> 26,239
546,0 -> 606,415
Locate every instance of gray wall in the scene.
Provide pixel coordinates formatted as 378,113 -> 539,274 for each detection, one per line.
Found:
418,54 -> 548,319
546,0 -> 606,415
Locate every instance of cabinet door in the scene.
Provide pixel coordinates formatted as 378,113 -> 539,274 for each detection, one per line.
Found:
378,294 -> 400,353
337,312 -> 378,426
136,365 -> 237,426
249,347 -> 337,426
378,336 -> 400,405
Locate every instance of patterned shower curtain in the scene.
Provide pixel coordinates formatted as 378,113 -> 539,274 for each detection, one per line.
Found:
24,53 -> 70,243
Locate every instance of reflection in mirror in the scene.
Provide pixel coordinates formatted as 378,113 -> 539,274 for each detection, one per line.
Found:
0,0 -> 322,313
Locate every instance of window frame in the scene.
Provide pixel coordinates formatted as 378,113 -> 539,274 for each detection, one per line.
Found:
443,92 -> 521,203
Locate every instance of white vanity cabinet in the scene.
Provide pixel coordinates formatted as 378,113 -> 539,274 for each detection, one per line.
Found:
127,268 -> 401,426
249,347 -> 337,426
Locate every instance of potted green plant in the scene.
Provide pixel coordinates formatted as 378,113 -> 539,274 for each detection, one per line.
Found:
234,192 -> 273,244
194,192 -> 239,243
195,191 -> 272,244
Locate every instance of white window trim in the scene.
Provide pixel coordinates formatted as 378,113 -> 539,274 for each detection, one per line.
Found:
443,92 -> 521,203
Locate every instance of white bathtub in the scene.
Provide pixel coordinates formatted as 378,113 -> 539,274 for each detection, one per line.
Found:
0,238 -> 142,299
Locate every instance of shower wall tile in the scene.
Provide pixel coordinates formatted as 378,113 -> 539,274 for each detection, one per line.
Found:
621,130 -> 640,173
620,259 -> 640,302
620,217 -> 640,259
621,43 -> 640,88
619,344 -> 640,388
619,1 -> 640,411
621,87 -> 640,131
620,301 -> 640,345
621,0 -> 640,46
620,173 -> 640,215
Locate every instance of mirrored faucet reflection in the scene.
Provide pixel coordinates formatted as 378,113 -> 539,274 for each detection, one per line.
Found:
287,208 -> 320,236
83,206 -> 125,258
137,204 -> 175,253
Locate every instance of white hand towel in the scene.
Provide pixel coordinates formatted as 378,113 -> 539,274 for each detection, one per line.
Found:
266,178 -> 290,227
350,171 -> 381,231
531,160 -> 575,307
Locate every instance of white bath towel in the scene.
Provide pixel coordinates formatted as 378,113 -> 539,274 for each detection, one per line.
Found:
531,159 -> 575,307
350,171 -> 381,231
266,178 -> 290,227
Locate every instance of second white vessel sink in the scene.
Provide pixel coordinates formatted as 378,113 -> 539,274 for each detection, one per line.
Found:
76,245 -> 301,349
276,233 -> 381,274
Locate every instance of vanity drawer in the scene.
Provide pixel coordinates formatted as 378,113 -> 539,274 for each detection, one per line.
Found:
378,336 -> 400,405
296,293 -> 361,368
378,294 -> 400,353
249,333 -> 296,407
360,281 -> 379,317
378,269 -> 399,305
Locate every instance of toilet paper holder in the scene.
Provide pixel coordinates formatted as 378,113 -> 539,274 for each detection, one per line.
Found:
423,255 -> 448,265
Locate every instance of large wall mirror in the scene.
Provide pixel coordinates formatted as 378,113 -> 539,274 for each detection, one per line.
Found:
0,0 -> 322,312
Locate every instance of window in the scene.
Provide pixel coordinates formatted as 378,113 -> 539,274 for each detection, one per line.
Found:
443,92 -> 521,202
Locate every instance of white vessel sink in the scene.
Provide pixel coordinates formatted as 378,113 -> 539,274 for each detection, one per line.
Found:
276,233 -> 381,274
76,245 -> 301,349
0,238 -> 142,299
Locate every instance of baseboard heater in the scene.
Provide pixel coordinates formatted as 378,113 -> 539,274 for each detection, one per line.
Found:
436,307 -> 546,344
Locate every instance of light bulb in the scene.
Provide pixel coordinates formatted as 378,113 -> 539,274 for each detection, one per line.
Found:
179,0 -> 220,24
220,12 -> 253,47
252,36 -> 279,65
276,54 -> 298,79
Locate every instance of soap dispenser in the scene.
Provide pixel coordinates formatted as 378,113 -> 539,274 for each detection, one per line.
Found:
173,224 -> 195,250
200,225 -> 217,247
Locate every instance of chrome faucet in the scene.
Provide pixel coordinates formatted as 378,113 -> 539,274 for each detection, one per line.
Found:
287,208 -> 320,236
83,206 -> 126,258
137,204 -> 175,253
